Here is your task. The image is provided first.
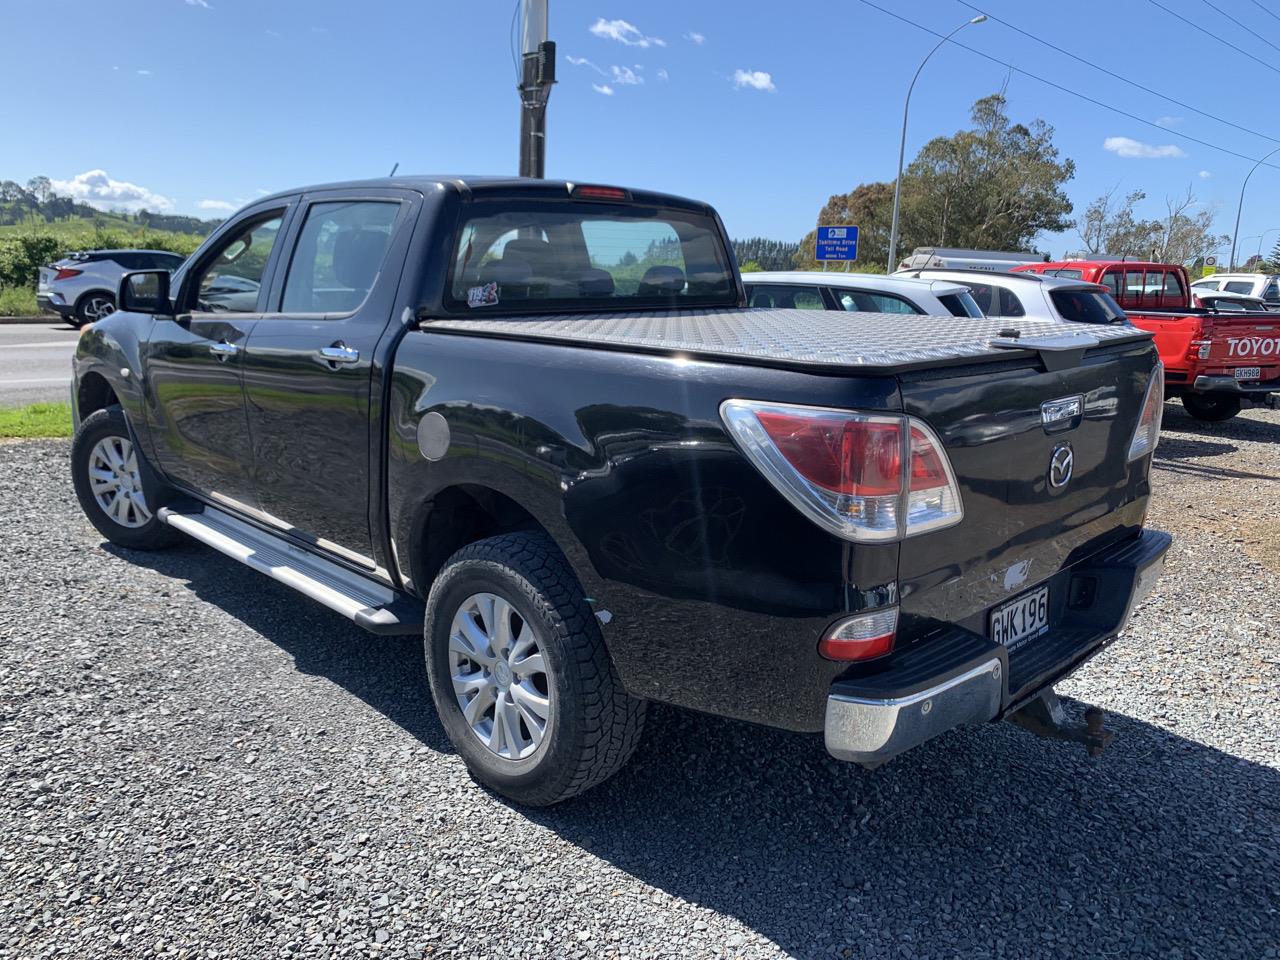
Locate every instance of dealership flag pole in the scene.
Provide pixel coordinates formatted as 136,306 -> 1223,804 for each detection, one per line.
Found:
519,0 -> 556,178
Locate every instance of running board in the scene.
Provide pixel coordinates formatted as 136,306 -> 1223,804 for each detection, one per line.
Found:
157,505 -> 423,636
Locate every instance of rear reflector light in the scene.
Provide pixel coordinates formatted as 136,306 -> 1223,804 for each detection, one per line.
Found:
819,608 -> 898,661
1127,363 -> 1164,462
720,400 -> 963,542
53,268 -> 82,281
571,184 -> 630,200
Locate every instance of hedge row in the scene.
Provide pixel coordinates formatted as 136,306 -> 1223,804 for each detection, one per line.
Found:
0,228 -> 205,290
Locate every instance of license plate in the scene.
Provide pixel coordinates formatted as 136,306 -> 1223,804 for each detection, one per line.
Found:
990,584 -> 1050,651
1234,367 -> 1261,380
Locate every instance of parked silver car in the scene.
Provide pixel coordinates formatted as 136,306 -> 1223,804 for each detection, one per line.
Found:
38,249 -> 186,327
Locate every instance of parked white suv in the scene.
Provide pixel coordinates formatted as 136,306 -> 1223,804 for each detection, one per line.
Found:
38,249 -> 187,327
898,269 -> 1129,325
1189,272 -> 1280,306
743,271 -> 984,317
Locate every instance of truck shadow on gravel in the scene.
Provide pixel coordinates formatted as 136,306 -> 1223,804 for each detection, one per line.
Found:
110,542 -> 1280,959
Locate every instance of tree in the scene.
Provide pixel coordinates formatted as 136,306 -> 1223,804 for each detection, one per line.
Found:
795,94 -> 1073,269
739,260 -> 763,273
1076,186 -> 1227,265
794,181 -> 895,269
732,238 -> 800,271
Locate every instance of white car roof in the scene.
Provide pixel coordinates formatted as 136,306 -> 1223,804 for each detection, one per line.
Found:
1192,273 -> 1276,282
904,269 -> 1104,291
746,271 -> 972,296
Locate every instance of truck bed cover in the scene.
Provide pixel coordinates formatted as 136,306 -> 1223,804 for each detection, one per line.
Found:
426,308 -> 1152,374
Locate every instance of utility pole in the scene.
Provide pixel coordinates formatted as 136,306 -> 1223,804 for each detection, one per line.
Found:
518,0 -> 556,178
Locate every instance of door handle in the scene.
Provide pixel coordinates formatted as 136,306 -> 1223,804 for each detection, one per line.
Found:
208,340 -> 238,359
319,343 -> 360,365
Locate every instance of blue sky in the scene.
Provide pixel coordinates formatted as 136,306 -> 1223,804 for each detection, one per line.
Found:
5,0 -> 1280,258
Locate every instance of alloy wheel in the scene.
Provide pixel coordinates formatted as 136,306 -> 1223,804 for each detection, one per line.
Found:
448,592 -> 552,761
84,296 -> 115,321
88,435 -> 151,528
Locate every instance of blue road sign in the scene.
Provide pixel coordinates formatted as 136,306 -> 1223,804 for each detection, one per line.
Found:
815,225 -> 859,261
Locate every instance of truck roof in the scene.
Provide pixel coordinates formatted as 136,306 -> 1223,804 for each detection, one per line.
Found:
428,308 -> 1151,374
256,175 -> 713,213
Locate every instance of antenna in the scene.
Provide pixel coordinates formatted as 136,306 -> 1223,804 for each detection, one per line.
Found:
389,162 -> 399,177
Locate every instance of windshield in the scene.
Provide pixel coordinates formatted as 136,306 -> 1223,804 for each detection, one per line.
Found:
1049,289 -> 1128,325
447,204 -> 737,313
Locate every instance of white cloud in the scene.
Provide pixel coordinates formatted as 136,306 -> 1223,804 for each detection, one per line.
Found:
566,55 -> 606,75
589,18 -> 665,48
733,69 -> 775,92
610,65 -> 642,85
684,31 -> 705,44
592,83 -> 615,96
196,199 -> 236,212
185,0 -> 211,8
657,68 -> 669,81
1199,169 -> 1212,178
1155,115 -> 1182,128
50,170 -> 174,213
136,69 -> 152,76
1102,136 -> 1185,159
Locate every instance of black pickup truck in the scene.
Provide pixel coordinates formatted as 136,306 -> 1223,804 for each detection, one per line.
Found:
70,176 -> 1171,805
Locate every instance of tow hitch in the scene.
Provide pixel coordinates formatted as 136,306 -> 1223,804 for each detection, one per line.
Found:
1008,689 -> 1114,758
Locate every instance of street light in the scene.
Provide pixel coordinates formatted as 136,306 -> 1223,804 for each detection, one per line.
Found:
886,14 -> 986,272
1256,227 -> 1280,263
1228,145 -> 1280,270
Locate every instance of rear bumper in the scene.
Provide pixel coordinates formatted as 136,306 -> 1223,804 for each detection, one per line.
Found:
36,292 -> 73,318
1191,373 -> 1280,396
824,528 -> 1172,765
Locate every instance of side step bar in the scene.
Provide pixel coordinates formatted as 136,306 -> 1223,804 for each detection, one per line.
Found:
157,505 -> 423,636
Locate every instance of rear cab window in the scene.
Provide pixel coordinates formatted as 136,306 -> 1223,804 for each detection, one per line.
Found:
447,203 -> 736,313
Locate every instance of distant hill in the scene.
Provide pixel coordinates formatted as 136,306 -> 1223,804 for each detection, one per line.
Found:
1,176 -> 222,236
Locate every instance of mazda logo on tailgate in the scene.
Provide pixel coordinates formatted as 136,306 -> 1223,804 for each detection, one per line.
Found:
1048,442 -> 1074,488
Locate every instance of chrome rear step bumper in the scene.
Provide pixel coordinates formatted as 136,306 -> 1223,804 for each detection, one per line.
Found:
158,505 -> 423,635
823,529 -> 1171,766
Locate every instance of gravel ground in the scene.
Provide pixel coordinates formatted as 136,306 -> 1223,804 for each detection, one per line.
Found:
1,405 -> 1277,960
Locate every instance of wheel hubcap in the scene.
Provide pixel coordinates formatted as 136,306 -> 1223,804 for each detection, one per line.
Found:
448,592 -> 552,761
85,297 -> 114,320
88,435 -> 151,529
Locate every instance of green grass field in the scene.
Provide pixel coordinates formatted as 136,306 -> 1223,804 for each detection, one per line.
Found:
0,286 -> 39,315
0,402 -> 73,438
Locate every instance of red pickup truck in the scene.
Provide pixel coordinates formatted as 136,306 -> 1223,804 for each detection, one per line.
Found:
1014,260 -> 1279,421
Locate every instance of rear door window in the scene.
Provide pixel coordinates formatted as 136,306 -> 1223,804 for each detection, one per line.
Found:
1050,289 -> 1127,324
281,200 -> 400,314
1224,280 -> 1254,294
1264,279 -> 1280,301
835,290 -> 922,314
964,282 -> 1025,317
937,291 -> 984,318
746,284 -> 824,309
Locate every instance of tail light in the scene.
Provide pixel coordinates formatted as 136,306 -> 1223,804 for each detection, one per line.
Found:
53,268 -> 82,281
720,400 -> 964,542
1188,339 -> 1211,360
1127,364 -> 1164,462
819,608 -> 898,661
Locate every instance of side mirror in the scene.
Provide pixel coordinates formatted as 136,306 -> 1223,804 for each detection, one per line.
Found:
119,270 -> 172,315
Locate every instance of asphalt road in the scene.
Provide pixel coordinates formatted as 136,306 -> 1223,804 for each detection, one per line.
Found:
0,408 -> 1276,959
0,321 -> 79,405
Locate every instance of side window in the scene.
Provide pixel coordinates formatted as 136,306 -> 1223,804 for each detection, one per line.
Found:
1263,280 -> 1279,301
747,284 -> 825,309
860,291 -> 922,314
192,214 -> 284,314
1124,270 -> 1145,302
1161,271 -> 1185,301
995,286 -> 1026,317
281,201 -> 399,314
964,282 -> 995,315
1101,270 -> 1122,296
1224,280 -> 1254,294
1193,279 -> 1220,291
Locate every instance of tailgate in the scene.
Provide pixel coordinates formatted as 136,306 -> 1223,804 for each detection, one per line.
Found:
894,339 -> 1158,644
1202,314 -> 1280,372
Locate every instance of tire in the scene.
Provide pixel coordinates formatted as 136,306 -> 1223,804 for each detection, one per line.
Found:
75,291 -> 115,326
424,532 -> 646,806
1181,392 -> 1242,422
70,406 -> 181,550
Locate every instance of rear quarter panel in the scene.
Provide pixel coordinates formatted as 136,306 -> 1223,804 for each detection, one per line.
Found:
385,330 -> 903,731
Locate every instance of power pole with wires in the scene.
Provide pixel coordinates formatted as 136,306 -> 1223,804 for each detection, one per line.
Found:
518,0 -> 556,178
